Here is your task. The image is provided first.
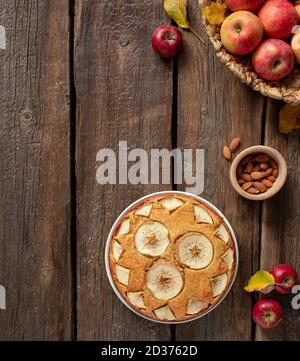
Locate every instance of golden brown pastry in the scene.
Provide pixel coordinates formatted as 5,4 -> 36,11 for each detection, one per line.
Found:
109,193 -> 237,322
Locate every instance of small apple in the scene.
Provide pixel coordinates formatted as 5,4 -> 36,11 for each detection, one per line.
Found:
151,25 -> 183,58
252,299 -> 283,329
271,264 -> 298,294
252,39 -> 295,81
258,0 -> 299,39
220,11 -> 263,56
292,32 -> 300,64
225,0 -> 263,13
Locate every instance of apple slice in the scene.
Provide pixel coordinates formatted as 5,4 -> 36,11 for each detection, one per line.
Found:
193,205 -> 213,224
211,273 -> 228,297
115,264 -> 130,285
127,291 -> 146,309
112,240 -> 124,262
135,204 -> 152,217
215,223 -> 229,243
117,219 -> 130,236
186,299 -> 208,315
222,249 -> 234,270
161,197 -> 184,212
154,305 -> 176,321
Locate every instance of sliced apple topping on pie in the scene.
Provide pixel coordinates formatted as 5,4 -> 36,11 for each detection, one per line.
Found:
215,223 -> 229,243
134,221 -> 170,257
110,194 -> 236,321
161,197 -> 184,212
127,291 -> 146,309
117,219 -> 131,236
115,264 -> 130,286
176,233 -> 213,269
211,273 -> 228,297
222,249 -> 234,270
112,240 -> 124,262
146,261 -> 183,300
186,299 -> 208,315
135,204 -> 152,217
154,305 -> 176,321
193,205 -> 213,224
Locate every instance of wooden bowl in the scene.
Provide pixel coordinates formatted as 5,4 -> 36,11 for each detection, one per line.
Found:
199,0 -> 300,105
229,146 -> 288,201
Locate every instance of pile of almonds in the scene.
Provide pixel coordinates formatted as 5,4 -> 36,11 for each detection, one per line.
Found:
237,154 -> 278,195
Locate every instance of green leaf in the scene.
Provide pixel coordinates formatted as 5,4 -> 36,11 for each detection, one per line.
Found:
244,270 -> 275,294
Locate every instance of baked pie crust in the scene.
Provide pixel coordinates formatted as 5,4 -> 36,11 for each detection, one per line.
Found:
108,193 -> 237,322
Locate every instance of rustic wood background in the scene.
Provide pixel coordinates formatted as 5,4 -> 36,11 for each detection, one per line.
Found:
0,0 -> 299,341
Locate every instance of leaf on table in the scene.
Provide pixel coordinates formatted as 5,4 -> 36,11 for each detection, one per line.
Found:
201,3 -> 227,25
163,0 -> 204,42
164,0 -> 190,29
279,104 -> 300,134
244,270 -> 275,294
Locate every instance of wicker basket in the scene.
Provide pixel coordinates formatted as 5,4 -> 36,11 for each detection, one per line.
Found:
199,0 -> 300,105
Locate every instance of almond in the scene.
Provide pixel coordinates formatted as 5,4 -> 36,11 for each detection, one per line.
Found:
270,159 -> 278,169
260,162 -> 269,171
241,173 -> 252,182
272,169 -> 279,178
253,164 -> 261,172
238,178 -> 245,184
241,155 -> 253,166
246,161 -> 254,174
251,171 -> 264,180
253,182 -> 267,193
242,182 -> 253,191
237,165 -> 243,177
267,176 -> 276,182
256,154 -> 269,163
262,179 -> 273,188
247,187 -> 260,195
229,138 -> 241,152
223,146 -> 231,161
263,168 -> 273,177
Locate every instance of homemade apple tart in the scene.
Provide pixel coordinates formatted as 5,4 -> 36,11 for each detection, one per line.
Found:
108,193 -> 237,322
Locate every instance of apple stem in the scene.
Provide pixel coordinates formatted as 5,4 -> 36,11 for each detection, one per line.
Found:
274,283 -> 289,287
190,27 -> 205,43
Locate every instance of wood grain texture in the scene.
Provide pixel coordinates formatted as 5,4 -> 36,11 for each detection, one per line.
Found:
175,0 -> 264,340
0,0 -> 72,340
74,0 -> 173,340
256,101 -> 300,341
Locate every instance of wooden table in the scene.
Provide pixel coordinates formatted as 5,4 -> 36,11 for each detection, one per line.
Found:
0,0 -> 299,341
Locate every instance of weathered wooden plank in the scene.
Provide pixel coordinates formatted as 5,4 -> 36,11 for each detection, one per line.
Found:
175,0 -> 264,340
256,101 -> 300,341
0,0 -> 72,340
74,0 -> 173,340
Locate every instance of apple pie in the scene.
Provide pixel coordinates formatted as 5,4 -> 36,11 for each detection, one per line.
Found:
108,193 -> 237,322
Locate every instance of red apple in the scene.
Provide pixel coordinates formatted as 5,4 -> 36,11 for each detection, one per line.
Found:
292,31 -> 300,64
271,264 -> 298,294
225,0 -> 263,13
220,11 -> 263,56
258,0 -> 299,39
151,25 -> 183,58
252,39 -> 294,81
252,299 -> 283,329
